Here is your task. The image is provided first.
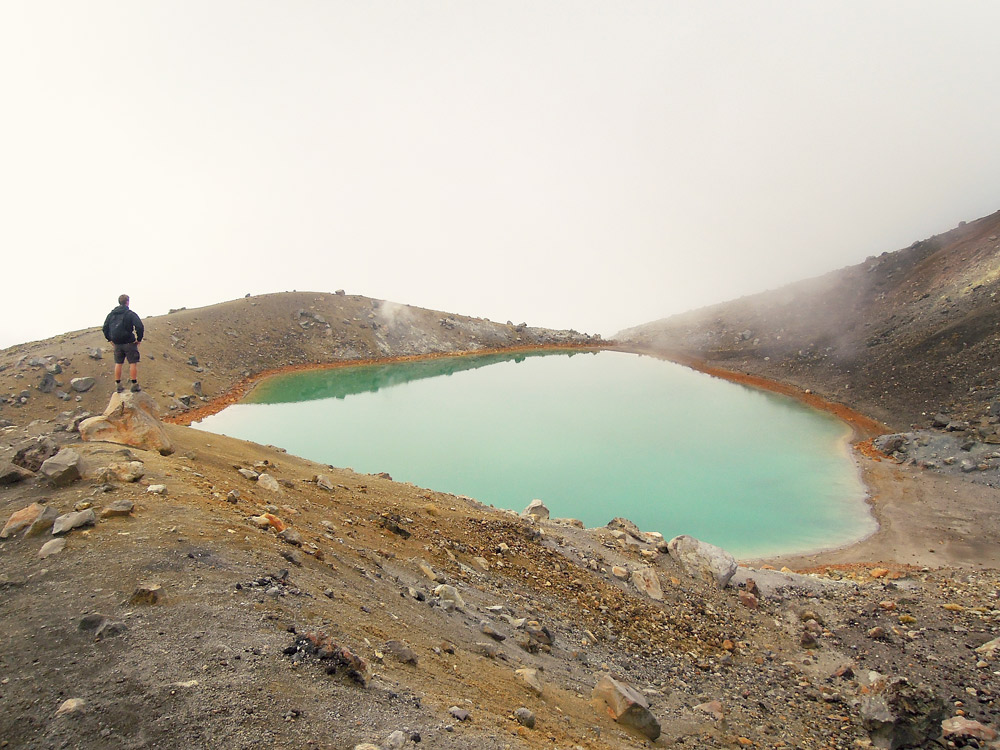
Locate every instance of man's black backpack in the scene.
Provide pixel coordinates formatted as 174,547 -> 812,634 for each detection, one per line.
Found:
108,311 -> 132,344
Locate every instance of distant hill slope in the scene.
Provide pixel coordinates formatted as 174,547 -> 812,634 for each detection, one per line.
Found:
618,210 -> 1000,430
0,291 -> 599,428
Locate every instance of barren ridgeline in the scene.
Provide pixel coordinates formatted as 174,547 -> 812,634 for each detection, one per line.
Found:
2,213 -> 1000,748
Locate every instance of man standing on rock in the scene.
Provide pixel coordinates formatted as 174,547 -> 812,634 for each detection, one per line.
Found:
102,294 -> 144,393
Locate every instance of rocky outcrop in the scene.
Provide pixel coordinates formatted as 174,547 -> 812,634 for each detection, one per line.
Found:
617,210 -> 1000,428
860,678 -> 947,749
79,392 -> 173,455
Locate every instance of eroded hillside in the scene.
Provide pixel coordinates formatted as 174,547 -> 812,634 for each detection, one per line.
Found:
618,210 -> 1000,431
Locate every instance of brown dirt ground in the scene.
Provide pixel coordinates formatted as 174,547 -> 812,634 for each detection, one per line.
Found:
1,292 -> 999,749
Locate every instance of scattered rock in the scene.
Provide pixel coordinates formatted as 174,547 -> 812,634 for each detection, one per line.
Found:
434,584 -> 464,609
277,528 -> 303,546
101,499 -> 135,518
26,505 -> 59,536
257,473 -> 281,492
385,640 -> 418,665
515,667 -> 543,695
55,698 -> 86,717
97,461 -> 145,483
630,566 -> 663,600
448,706 -> 470,721
52,509 -> 96,535
592,674 -> 661,741
941,715 -> 997,742
38,538 -> 66,558
146,484 -> 168,495
1,502 -> 45,539
480,621 -> 506,641
130,583 -> 163,605
39,448 -> 81,487
0,461 -> 34,486
70,377 -> 95,393
514,707 -> 535,729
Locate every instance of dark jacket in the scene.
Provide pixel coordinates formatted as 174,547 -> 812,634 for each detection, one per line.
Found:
103,305 -> 144,345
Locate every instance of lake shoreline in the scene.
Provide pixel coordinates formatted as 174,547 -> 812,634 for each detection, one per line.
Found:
179,341 -> 1000,572
612,345 -> 1000,570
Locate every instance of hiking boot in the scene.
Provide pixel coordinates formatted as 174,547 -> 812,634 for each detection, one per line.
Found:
130,383 -> 141,393
116,384 -> 124,393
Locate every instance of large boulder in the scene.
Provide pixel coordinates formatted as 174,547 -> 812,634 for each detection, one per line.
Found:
592,674 -> 661,741
79,392 -> 173,455
667,534 -> 738,588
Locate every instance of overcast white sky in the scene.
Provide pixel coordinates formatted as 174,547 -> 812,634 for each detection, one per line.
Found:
2,2 -> 999,349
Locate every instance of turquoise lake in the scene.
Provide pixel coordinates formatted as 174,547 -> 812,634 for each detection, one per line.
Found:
194,350 -> 876,559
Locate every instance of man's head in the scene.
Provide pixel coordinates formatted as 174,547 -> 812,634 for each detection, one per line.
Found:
119,294 -> 130,306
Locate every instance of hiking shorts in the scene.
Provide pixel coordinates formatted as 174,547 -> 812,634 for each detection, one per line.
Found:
113,342 -> 140,364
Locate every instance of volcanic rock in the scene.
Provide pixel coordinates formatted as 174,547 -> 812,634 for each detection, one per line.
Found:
70,377 -> 95,392
630,566 -> 664,600
522,499 -> 549,520
39,448 -> 82,487
667,534 -> 738,588
592,673 -> 661,741
38,538 -> 66,558
12,437 -> 59,472
1,502 -> 45,539
0,461 -> 34,486
860,677 -> 946,749
52,509 -> 96,535
79,391 -> 173,455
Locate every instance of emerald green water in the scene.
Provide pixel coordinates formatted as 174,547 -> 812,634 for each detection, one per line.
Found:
195,350 -> 875,558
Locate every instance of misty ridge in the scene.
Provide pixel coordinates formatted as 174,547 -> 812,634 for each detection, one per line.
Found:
618,208 -> 1000,429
